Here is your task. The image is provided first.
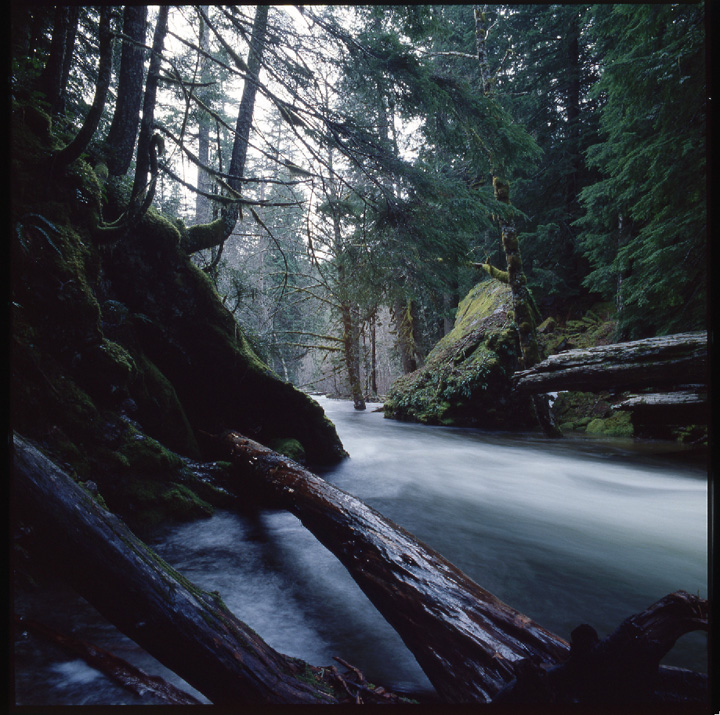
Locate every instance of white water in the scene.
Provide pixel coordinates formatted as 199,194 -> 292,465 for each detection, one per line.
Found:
14,396 -> 708,704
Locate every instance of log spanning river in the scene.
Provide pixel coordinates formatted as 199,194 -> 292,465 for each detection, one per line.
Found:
14,396 -> 708,705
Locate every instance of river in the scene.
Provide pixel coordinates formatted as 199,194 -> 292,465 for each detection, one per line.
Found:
13,396 -> 708,705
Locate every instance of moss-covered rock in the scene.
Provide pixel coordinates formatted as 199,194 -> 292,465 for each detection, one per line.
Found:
585,412 -> 634,438
11,96 -> 346,531
102,201 -> 346,465
384,281 -> 535,429
268,438 -> 307,464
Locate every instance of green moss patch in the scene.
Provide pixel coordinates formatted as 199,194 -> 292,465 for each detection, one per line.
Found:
385,281 -> 535,429
268,438 -> 307,463
585,411 -> 634,438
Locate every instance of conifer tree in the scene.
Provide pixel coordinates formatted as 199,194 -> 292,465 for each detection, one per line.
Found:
576,3 -> 706,338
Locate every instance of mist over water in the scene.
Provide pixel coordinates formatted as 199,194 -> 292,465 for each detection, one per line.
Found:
14,395 -> 708,704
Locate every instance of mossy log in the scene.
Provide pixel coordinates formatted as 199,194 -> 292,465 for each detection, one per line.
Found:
513,331 -> 707,395
12,432 -> 340,706
221,431 -> 571,702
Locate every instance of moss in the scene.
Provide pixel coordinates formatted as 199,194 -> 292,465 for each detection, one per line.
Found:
125,480 -> 214,528
127,352 -> 201,458
117,426 -> 185,474
268,438 -> 306,463
585,411 -> 634,438
385,281 -> 535,429
537,317 -> 556,334
183,216 -> 228,253
12,93 -> 347,545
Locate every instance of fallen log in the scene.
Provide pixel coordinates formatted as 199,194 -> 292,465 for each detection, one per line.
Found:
494,590 -> 709,704
513,331 -> 707,395
221,432 -> 709,705
11,432 -> 341,706
617,388 -> 708,424
15,615 -> 202,705
222,431 -> 571,702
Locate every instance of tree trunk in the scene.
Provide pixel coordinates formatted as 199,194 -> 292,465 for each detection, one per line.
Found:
340,301 -> 366,410
39,6 -> 69,116
513,331 -> 708,394
105,6 -> 148,177
58,7 -> 79,116
194,7 -> 213,226
221,433 -> 708,705
221,431 -> 570,702
370,309 -> 378,396
493,178 -> 562,437
393,298 -> 421,374
473,9 -> 561,438
12,433 -> 340,706
131,6 -> 169,204
52,6 -> 114,172
184,5 -> 269,253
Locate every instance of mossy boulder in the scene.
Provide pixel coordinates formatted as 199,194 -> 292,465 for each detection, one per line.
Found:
383,281 -> 535,429
11,97 -> 346,529
585,412 -> 634,438
268,438 -> 307,464
101,200 -> 346,465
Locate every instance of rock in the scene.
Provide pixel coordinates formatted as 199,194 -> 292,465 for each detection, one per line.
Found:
537,317 -> 556,334
383,281 -> 535,429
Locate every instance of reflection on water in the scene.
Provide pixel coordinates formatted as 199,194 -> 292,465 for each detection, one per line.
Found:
13,395 -> 708,704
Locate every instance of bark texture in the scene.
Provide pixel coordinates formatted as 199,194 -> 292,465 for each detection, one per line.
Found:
184,5 -> 269,253
12,433 -> 339,706
105,6 -> 148,177
513,331 -> 708,394
131,6 -> 169,203
52,6 -> 113,171
221,433 -> 708,705
221,431 -> 571,702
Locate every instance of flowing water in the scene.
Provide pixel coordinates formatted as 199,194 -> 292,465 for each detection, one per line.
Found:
13,396 -> 708,705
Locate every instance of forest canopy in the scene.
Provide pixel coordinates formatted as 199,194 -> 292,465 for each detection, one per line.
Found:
11,3 -> 708,401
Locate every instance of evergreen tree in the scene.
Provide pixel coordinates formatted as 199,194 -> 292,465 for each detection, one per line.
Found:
576,3 -> 706,338
496,5 -> 601,309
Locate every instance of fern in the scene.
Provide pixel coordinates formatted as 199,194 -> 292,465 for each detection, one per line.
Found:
16,213 -> 63,257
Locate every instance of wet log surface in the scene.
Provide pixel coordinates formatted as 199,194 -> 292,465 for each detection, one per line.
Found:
15,615 -> 202,705
513,331 -> 707,395
222,431 -> 571,702
12,433 -> 340,706
222,432 -> 709,705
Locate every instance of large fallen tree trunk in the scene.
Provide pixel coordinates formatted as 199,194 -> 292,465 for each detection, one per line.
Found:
222,432 -> 571,701
617,388 -> 709,426
513,331 -> 707,395
12,433 -> 341,706
14,431 -> 708,705
221,432 -> 709,704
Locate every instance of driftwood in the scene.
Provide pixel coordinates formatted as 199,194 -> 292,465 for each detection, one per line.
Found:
221,432 -> 709,705
513,331 -> 707,395
15,615 -> 201,705
222,431 -> 572,702
12,433 -> 341,706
